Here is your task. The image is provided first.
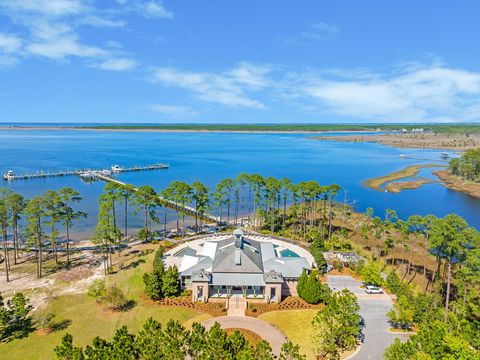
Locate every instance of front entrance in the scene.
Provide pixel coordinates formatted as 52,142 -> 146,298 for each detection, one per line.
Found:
270,287 -> 276,300
231,286 -> 243,295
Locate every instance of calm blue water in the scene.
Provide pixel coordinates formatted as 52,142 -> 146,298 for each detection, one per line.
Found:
0,129 -> 478,238
280,249 -> 300,257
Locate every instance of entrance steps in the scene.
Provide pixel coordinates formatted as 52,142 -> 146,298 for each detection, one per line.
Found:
227,294 -> 247,316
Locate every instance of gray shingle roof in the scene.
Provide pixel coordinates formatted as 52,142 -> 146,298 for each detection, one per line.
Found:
191,269 -> 211,282
263,257 -> 311,278
263,270 -> 284,283
212,237 -> 264,273
180,256 -> 213,276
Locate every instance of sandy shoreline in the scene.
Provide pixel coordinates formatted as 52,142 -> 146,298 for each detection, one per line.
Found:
433,170 -> 480,198
313,133 -> 480,151
364,164 -> 443,192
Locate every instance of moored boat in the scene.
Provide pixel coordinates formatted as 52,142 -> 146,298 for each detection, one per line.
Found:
3,170 -> 15,180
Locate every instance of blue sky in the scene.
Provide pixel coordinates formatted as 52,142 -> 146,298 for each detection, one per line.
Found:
1,0 -> 480,123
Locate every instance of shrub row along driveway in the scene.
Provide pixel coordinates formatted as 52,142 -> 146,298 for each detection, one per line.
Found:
327,275 -> 410,360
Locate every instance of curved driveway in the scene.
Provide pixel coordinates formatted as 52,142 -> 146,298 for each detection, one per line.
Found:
202,316 -> 288,355
327,275 -> 410,360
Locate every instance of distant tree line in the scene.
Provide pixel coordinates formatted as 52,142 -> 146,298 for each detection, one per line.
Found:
86,123 -> 480,134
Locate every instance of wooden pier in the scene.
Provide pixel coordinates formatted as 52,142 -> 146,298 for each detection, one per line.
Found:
2,163 -> 169,181
95,174 -> 223,224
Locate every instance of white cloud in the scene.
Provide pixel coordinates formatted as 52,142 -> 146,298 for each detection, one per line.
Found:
97,58 -> 137,71
0,33 -> 22,53
151,63 -> 272,108
0,0 -> 87,17
115,0 -> 173,19
0,0 -> 136,69
79,16 -> 126,28
27,35 -> 107,59
137,1 -> 173,19
145,104 -> 197,117
298,64 -> 480,122
282,22 -> 339,46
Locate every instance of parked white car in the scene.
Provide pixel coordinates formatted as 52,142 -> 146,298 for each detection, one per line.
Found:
365,285 -> 384,294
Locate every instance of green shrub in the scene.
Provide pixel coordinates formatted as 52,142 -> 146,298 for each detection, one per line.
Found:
297,270 -> 330,304
153,246 -> 165,272
34,310 -> 56,331
87,279 -> 107,302
0,292 -> 33,341
88,280 -> 130,311
104,286 -> 129,311
359,261 -> 384,286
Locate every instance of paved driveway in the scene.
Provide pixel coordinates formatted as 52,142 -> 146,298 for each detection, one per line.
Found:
327,275 -> 410,360
202,316 -> 288,355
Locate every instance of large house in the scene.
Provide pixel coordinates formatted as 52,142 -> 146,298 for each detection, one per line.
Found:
165,229 -> 314,303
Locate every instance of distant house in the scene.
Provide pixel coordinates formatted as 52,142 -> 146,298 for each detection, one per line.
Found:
323,251 -> 364,267
164,229 -> 314,303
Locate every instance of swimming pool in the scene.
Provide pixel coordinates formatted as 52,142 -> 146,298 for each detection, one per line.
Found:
280,249 -> 300,257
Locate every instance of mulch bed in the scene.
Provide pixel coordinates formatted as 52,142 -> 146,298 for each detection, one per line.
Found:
246,296 -> 323,317
154,296 -> 227,316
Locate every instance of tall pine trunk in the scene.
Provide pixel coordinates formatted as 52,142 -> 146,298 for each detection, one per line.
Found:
13,218 -> 18,265
66,221 -> 70,264
444,260 -> 452,321
37,216 -> 43,278
2,227 -> 9,282
124,197 -> 128,241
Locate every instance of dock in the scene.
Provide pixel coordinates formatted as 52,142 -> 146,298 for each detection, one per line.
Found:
3,163 -> 169,181
95,174 -> 223,224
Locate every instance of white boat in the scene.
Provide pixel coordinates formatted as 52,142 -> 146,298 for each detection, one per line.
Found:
400,154 -> 405,159
79,171 -> 96,180
111,165 -> 123,172
99,170 -> 112,176
3,170 -> 15,180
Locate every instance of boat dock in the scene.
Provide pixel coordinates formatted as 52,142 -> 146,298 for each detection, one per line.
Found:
95,174 -> 223,224
3,163 -> 169,181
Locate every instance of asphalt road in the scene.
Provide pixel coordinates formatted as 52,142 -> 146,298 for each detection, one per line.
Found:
327,275 -> 410,360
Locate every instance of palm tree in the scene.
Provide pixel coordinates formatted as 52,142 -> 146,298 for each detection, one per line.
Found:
57,187 -> 86,265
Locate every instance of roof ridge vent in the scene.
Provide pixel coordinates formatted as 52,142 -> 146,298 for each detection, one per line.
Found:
234,248 -> 241,265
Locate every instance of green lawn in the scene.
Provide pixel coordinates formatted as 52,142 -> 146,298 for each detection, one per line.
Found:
0,245 -> 203,360
259,309 -> 318,360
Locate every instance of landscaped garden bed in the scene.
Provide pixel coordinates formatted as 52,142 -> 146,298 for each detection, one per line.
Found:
155,296 -> 227,316
246,296 -> 323,317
